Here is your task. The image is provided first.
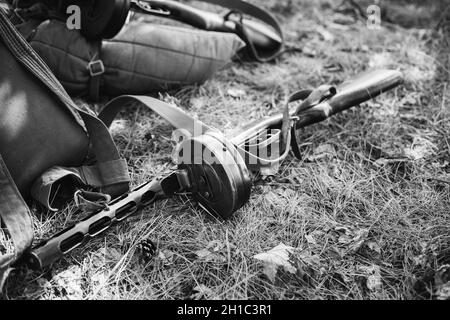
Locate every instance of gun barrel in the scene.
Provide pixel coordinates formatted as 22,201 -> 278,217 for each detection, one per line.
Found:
27,179 -> 164,270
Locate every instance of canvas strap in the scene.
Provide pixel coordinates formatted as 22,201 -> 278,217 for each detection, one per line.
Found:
88,41 -> 104,102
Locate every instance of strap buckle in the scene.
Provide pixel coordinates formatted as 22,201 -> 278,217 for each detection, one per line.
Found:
87,60 -> 105,77
131,0 -> 171,16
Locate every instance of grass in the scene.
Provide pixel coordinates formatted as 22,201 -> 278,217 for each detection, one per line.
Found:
2,0 -> 450,300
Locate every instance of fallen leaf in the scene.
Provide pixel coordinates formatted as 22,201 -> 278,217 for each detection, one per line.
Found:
227,88 -> 246,99
348,229 -> 369,252
37,278 -> 51,288
435,265 -> 450,286
332,13 -> 356,25
90,272 -> 109,297
195,248 -> 211,259
334,226 -> 370,253
435,282 -> 450,300
403,136 -> 437,161
307,144 -> 336,161
206,240 -> 225,252
51,266 -> 84,300
108,119 -> 131,136
315,26 -> 334,41
327,21 -> 350,31
369,52 -> 394,69
359,265 -> 382,291
296,250 -> 324,278
434,265 -> 450,299
253,243 -> 297,282
366,241 -> 381,254
195,240 -> 227,264
90,247 -> 122,268
324,62 -> 344,72
305,234 -> 317,245
412,254 -> 427,268
302,46 -> 317,57
158,249 -> 175,266
400,94 -> 418,106
190,284 -> 214,300
338,234 -> 352,245
367,273 -> 382,291
190,96 -> 209,109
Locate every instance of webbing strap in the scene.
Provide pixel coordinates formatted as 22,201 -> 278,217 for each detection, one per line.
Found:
98,95 -> 214,134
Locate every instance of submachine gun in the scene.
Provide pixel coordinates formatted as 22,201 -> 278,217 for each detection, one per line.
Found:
27,69 -> 403,269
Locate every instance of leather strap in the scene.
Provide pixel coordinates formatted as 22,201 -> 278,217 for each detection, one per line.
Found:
199,0 -> 284,62
88,41 -> 104,102
98,95 -> 213,134
286,86 -> 337,159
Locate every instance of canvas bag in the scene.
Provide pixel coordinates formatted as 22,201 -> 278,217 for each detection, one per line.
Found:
0,8 -> 131,288
28,19 -> 245,99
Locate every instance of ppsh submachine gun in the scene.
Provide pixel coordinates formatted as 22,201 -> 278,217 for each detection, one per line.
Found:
27,69 -> 403,270
13,0 -> 284,61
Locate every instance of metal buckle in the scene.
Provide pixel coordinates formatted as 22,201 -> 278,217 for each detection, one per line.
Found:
131,0 -> 171,16
87,60 -> 105,77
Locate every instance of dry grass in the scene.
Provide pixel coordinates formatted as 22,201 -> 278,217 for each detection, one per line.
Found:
2,0 -> 450,300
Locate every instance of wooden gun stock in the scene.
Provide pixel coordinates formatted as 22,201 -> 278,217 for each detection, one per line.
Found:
230,69 -> 403,146
295,69 -> 404,128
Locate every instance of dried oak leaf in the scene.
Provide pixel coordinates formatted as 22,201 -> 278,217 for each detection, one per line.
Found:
434,264 -> 450,300
195,240 -> 227,264
253,243 -> 297,282
190,284 -> 215,300
359,264 -> 382,291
